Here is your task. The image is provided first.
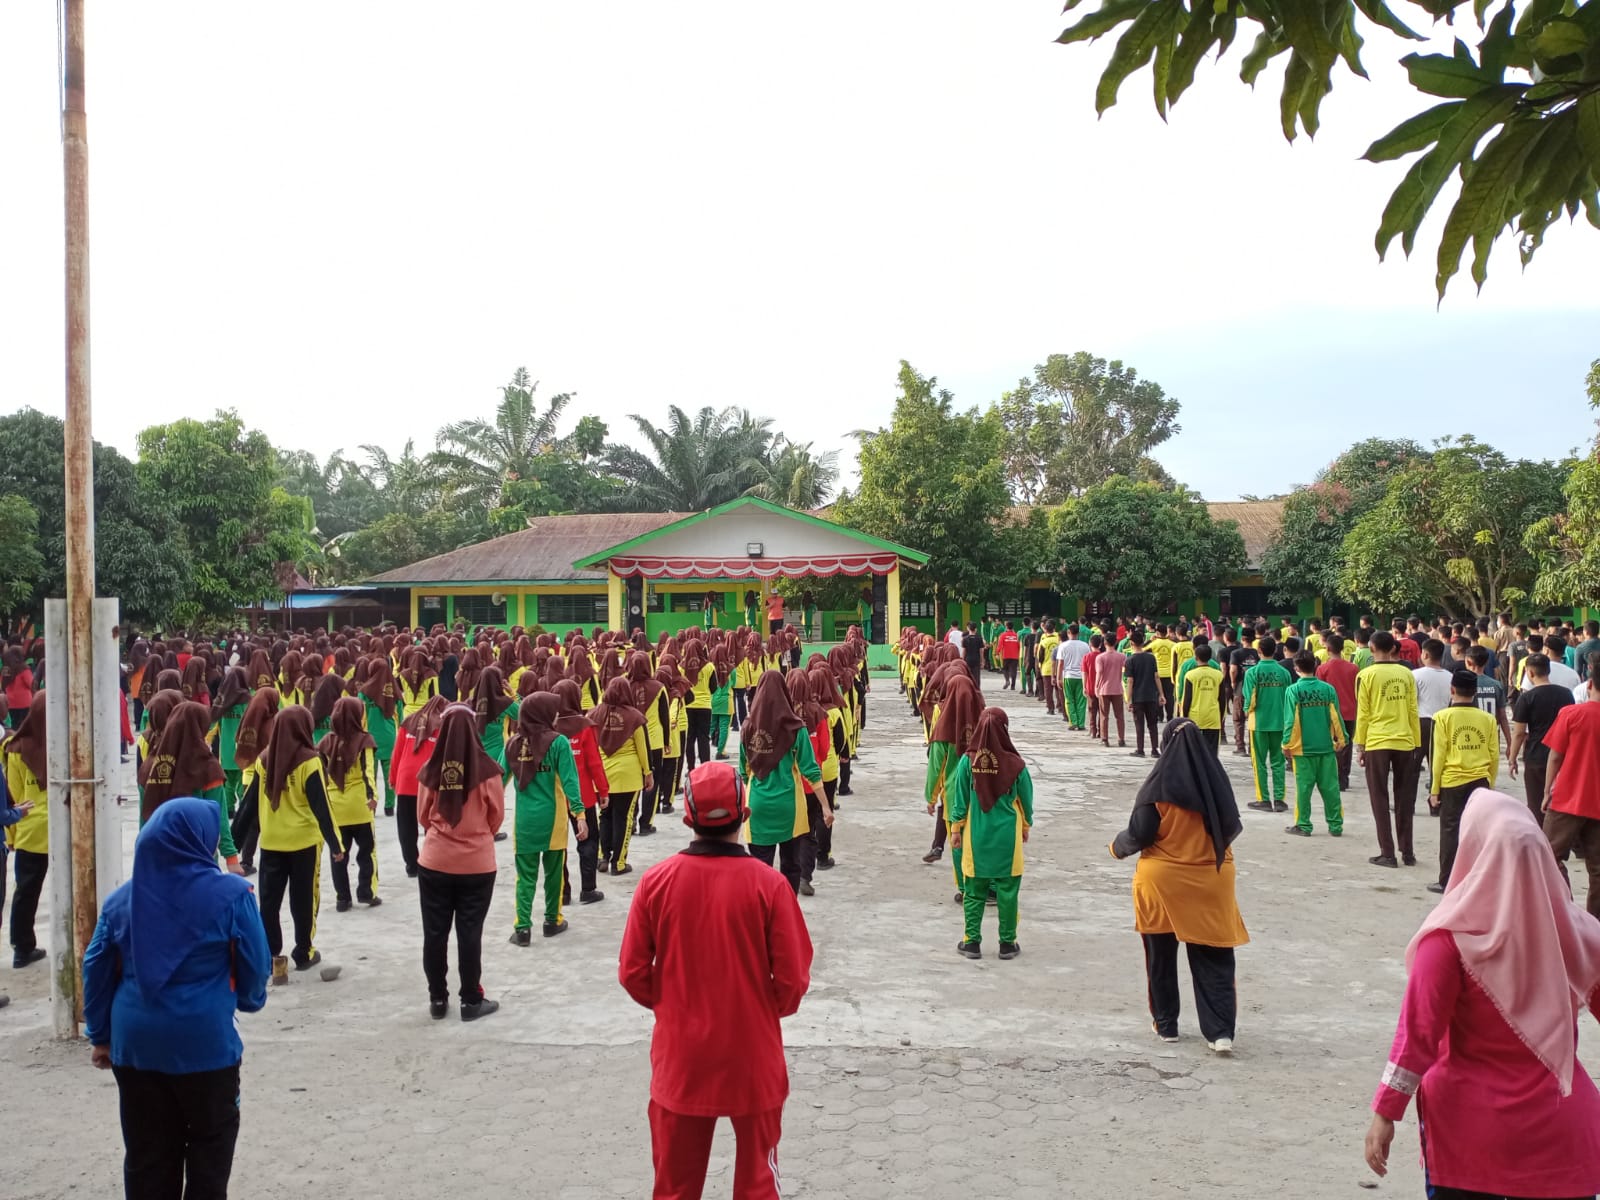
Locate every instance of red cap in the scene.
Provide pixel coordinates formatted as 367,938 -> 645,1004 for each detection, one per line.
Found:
682,762 -> 746,830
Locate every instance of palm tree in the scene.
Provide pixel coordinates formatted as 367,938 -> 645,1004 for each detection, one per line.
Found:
360,439 -> 440,517
431,368 -> 575,508
605,405 -> 775,511
743,438 -> 840,509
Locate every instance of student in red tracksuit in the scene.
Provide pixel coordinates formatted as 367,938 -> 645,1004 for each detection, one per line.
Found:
553,678 -> 610,906
620,761 -> 813,1200
389,696 -> 446,877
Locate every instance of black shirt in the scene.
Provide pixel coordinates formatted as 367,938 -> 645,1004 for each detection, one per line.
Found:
1513,683 -> 1575,768
1231,646 -> 1260,684
961,632 -> 983,674
1125,651 -> 1161,704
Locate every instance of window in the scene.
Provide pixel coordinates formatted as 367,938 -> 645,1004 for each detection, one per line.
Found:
986,599 -> 1029,618
452,595 -> 507,626
670,592 -> 708,613
900,600 -> 935,618
540,593 -> 609,625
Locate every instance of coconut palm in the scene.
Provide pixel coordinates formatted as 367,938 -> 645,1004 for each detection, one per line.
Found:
359,439 -> 440,518
743,438 -> 840,509
605,405 -> 776,512
432,368 -> 575,507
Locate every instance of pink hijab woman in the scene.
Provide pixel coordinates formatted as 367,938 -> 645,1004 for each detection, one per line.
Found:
1366,789 -> 1600,1196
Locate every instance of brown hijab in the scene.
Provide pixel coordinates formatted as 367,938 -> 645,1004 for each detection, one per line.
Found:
401,694 -> 449,745
786,667 -> 824,729
591,678 -> 646,757
507,693 -> 563,789
473,666 -> 514,732
4,692 -> 48,787
234,687 -> 280,769
551,679 -> 595,743
740,672 -> 804,779
138,700 -> 225,821
965,708 -> 1025,812
263,707 -> 319,810
627,652 -> 664,713
309,673 -> 347,727
211,666 -> 251,724
318,695 -> 375,784
417,704 -> 500,827
145,689 -> 185,743
360,657 -> 397,720
180,656 -> 209,701
931,675 -> 984,747
455,648 -> 484,701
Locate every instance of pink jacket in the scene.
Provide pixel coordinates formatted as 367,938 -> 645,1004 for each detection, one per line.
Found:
417,778 -> 504,876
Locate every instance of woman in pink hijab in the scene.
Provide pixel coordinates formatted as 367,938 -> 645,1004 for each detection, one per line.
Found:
1365,789 -> 1600,1197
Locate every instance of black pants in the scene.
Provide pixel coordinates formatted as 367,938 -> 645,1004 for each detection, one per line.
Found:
1159,678 -> 1176,722
599,791 -> 637,868
1130,701 -> 1161,755
9,847 -> 47,957
563,806 -> 600,895
1523,760 -> 1548,825
332,823 -> 378,904
1366,748 -> 1419,860
655,756 -> 679,814
417,866 -> 495,1004
733,688 -> 746,729
1437,778 -> 1489,886
229,801 -> 258,869
1337,719 -> 1356,789
257,846 -> 320,965
1002,659 -> 1018,689
1417,717 -> 1436,790
1142,933 -> 1236,1042
113,1062 -> 241,1200
684,708 -> 712,772
641,750 -> 664,830
801,789 -> 831,882
749,837 -> 804,893
930,803 -> 946,852
395,793 -> 420,874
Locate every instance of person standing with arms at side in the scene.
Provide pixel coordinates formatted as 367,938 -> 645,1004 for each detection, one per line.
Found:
1412,640 -> 1453,807
505,694 -> 587,945
740,673 -> 823,894
1240,636 -> 1291,815
1227,630 -> 1260,756
1178,644 -> 1225,756
318,696 -> 381,913
360,657 -> 400,817
949,709 -> 1033,961
1464,644 -> 1511,758
998,622 -> 1021,691
1316,634 -> 1359,791
1282,650 -> 1345,838
389,695 -> 448,879
1037,621 -> 1061,715
961,622 -> 985,681
1096,636 -> 1128,749
1125,630 -> 1163,758
1510,654 -> 1573,824
1056,624 -> 1090,732
591,678 -> 653,877
416,704 -> 505,1021
1540,673 -> 1600,919
1355,631 -> 1422,871
620,761 -> 813,1200
1,692 -> 47,968
552,678 -> 609,907
1020,620 -> 1038,698
1426,671 -> 1499,895
83,799 -> 272,1200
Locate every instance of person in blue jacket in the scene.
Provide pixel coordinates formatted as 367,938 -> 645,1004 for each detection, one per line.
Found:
83,796 -> 271,1198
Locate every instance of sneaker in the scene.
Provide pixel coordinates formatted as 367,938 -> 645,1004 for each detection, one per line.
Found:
361,896 -> 382,908
1369,855 -> 1399,869
1272,802 -> 1289,813
1426,881 -> 1446,894
611,863 -> 633,877
1402,854 -> 1418,867
384,806 -> 395,817
509,928 -> 531,947
271,956 -> 290,986
240,863 -> 256,877
1284,826 -> 1311,838
461,998 -> 499,1023
579,889 -> 605,904
429,1000 -> 449,1020
957,940 -> 981,960
543,918 -> 568,938
1207,1037 -> 1234,1056
1129,750 -> 1146,758
1246,801 -> 1274,813
817,855 -> 835,870
838,786 -> 853,797
635,826 -> 656,837
921,848 -> 943,864
12,948 -> 46,969
493,831 -> 508,842
715,752 -> 729,760
293,950 -> 322,971
1329,830 -> 1343,837
998,942 -> 1020,960
1152,1021 -> 1179,1044
798,880 -> 815,896
336,898 -> 353,913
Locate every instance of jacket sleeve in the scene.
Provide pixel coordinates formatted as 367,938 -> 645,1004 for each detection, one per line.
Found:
794,728 -> 822,786
1016,767 -> 1034,827
230,891 -> 272,1014
234,773 -> 261,847
583,729 -> 610,798
485,776 -> 506,836
1372,931 -> 1461,1119
556,739 -> 584,818
389,732 -> 408,789
618,874 -> 657,1009
766,879 -> 813,1018
946,758 -> 972,827
1111,800 -> 1161,859
303,770 -> 343,855
81,907 -> 119,1047
633,727 -> 651,777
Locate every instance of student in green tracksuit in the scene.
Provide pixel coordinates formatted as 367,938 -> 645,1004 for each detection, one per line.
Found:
360,660 -> 399,816
1281,650 -> 1346,837
1240,636 -> 1292,812
922,674 -> 984,897
210,667 -> 251,817
709,647 -> 735,759
738,673 -> 823,893
948,708 -> 1033,961
473,666 -> 519,772
505,695 -> 587,945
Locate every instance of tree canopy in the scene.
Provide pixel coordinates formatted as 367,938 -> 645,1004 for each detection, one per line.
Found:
1527,358 -> 1600,606
1056,1 -> 1600,297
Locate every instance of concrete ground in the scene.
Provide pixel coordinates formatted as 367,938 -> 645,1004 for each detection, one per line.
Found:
4,676 -> 1530,1198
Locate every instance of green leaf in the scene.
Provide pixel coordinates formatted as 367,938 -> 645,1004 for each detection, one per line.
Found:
1214,10 -> 1239,58
1279,51 -> 1315,141
1239,27 -> 1287,86
1362,100 -> 1462,162
1401,48 -> 1495,98
1352,0 -> 1425,41
1164,2 -> 1220,106
1152,3 -> 1182,118
1577,93 -> 1600,168
1476,3 -> 1517,78
1056,0 -> 1146,46
1374,83 -> 1525,259
1336,3 -> 1370,79
1271,0 -> 1340,77
1531,19 -> 1589,61
1436,118 -> 1541,297
1094,0 -> 1184,114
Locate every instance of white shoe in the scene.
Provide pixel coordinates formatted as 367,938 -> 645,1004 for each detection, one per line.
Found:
1207,1037 -> 1233,1055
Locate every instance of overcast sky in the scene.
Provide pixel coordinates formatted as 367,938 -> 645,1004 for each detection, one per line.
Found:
3,3 -> 1596,502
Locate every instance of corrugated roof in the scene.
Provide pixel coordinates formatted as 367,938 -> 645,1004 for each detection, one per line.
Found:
365,512 -> 686,585
1205,499 -> 1284,570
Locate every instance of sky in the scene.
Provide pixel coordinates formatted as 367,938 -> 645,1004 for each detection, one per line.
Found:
2,2 -> 1596,503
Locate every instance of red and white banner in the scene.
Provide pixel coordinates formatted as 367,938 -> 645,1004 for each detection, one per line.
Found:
608,554 -> 899,580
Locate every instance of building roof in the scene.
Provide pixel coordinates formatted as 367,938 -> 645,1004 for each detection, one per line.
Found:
365,512 -> 686,586
1205,499 -> 1284,570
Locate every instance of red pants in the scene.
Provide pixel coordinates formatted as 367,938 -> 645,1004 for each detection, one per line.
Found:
648,1100 -> 783,1200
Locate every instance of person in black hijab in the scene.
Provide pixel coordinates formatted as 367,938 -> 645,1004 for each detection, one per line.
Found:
1110,718 -> 1249,1054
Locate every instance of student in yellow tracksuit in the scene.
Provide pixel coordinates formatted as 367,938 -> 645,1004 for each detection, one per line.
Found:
3,694 -> 49,968
1427,670 -> 1500,893
657,683 -> 687,817
592,679 -> 653,877
1353,631 -> 1422,869
318,696 -> 380,912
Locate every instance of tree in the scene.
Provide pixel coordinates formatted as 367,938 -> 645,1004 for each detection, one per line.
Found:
1260,437 -> 1427,606
1055,1 -> 1600,297
1048,476 -> 1246,613
433,368 -> 579,509
832,362 -> 1013,614
1340,436 -> 1566,617
276,449 -> 389,540
996,352 -> 1180,503
1527,358 -> 1600,607
605,406 -> 775,511
0,495 -> 45,624
136,411 -> 304,622
743,438 -> 841,509
338,509 -> 479,581
0,409 -> 191,626
359,439 -> 440,518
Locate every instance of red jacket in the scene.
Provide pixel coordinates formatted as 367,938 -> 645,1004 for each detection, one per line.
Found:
568,725 -> 610,808
1316,657 -> 1359,721
998,631 -> 1020,661
620,843 -> 813,1116
389,728 -> 438,796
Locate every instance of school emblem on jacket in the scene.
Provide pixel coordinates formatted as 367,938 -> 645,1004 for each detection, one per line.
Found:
441,760 -> 464,788
147,755 -> 175,785
747,731 -> 774,755
971,747 -> 998,777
